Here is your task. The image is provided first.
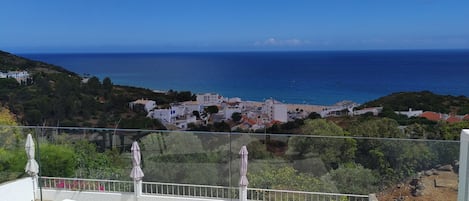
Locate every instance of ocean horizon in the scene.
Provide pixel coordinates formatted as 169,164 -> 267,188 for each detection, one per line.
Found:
21,49 -> 469,105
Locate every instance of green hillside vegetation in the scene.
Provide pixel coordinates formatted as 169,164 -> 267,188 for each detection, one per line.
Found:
360,91 -> 469,115
0,50 -> 74,75
0,50 -> 194,128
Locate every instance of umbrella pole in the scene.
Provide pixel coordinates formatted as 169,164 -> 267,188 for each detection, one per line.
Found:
134,180 -> 142,200
31,176 -> 36,200
240,186 -> 247,201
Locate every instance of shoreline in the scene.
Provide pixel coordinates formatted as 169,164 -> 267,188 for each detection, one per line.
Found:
244,100 -> 327,114
286,103 -> 327,114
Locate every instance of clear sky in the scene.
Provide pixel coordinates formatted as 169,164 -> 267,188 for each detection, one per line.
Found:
1,0 -> 468,53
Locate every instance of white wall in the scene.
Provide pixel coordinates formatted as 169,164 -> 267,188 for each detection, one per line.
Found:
149,109 -> 172,123
184,103 -> 202,114
0,177 -> 35,201
42,189 -> 230,201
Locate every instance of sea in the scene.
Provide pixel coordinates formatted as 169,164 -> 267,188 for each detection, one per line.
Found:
21,50 -> 469,105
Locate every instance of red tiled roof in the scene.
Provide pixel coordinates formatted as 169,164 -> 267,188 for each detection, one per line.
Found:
242,116 -> 257,125
420,112 -> 442,121
447,115 -> 462,123
463,114 -> 469,121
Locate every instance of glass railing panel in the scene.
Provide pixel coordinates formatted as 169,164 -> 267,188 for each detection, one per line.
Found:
229,132 -> 460,200
0,125 -> 463,201
139,130 -> 231,186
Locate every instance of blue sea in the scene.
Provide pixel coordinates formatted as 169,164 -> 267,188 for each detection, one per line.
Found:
21,50 -> 469,105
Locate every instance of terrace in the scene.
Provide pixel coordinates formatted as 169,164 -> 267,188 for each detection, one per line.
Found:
0,126 -> 467,201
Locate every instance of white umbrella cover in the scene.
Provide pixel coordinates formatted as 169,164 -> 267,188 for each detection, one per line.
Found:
25,134 -> 39,176
239,145 -> 249,186
130,141 -> 144,180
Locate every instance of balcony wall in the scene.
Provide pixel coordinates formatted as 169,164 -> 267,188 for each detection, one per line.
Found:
40,189 -> 231,201
0,177 -> 34,201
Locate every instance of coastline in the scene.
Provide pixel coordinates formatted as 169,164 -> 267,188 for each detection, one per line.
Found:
286,103 -> 327,114
244,100 -> 327,113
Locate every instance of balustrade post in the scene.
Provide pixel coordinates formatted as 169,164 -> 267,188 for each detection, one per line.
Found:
458,129 -> 469,201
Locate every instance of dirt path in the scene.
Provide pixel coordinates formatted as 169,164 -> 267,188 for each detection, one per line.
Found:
377,170 -> 458,201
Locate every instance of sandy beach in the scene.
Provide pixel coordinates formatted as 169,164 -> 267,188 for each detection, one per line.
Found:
286,104 -> 326,114
244,101 -> 326,114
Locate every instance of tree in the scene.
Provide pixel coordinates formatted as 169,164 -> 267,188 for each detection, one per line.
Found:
438,121 -> 469,140
24,109 -> 42,125
231,112 -> 242,122
192,111 -> 201,119
85,76 -> 101,95
0,107 -> 21,149
213,121 -> 230,132
73,140 -> 125,179
102,77 -> 113,99
404,123 -> 427,139
249,165 -> 336,192
175,91 -> 193,101
307,112 -> 321,119
321,163 -> 379,194
141,132 -> 219,185
0,148 -> 26,182
39,143 -> 76,177
347,118 -> 404,138
348,118 -> 437,184
205,105 -> 219,114
287,119 -> 356,170
0,107 -> 17,126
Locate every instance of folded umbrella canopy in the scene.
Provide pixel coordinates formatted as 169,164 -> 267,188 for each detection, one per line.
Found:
25,133 -> 39,176
239,145 -> 249,201
130,141 -> 144,180
25,133 -> 39,200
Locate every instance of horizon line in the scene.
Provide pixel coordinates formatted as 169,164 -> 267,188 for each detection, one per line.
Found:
14,48 -> 469,55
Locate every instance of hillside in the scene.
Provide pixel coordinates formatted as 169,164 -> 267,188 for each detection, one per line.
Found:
0,50 -> 74,75
0,50 -> 193,128
360,91 -> 469,115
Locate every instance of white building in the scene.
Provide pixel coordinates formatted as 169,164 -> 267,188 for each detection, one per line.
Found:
395,108 -> 423,118
147,109 -> 172,123
182,101 -> 203,114
227,97 -> 242,102
320,101 -> 358,118
170,104 -> 187,117
129,99 -> 157,113
223,101 -> 244,120
0,70 -> 30,83
174,116 -> 197,129
263,99 -> 288,123
273,104 -> 288,122
196,93 -> 223,106
353,107 -> 383,116
147,104 -> 196,127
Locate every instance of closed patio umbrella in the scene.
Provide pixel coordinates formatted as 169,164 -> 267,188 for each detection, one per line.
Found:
130,141 -> 144,197
25,133 -> 39,199
25,134 -> 39,175
239,146 -> 249,201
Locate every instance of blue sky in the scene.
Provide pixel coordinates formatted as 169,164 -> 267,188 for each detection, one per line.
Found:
1,0 -> 468,53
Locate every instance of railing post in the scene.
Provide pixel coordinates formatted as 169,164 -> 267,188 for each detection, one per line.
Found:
368,193 -> 378,201
458,129 -> 469,201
